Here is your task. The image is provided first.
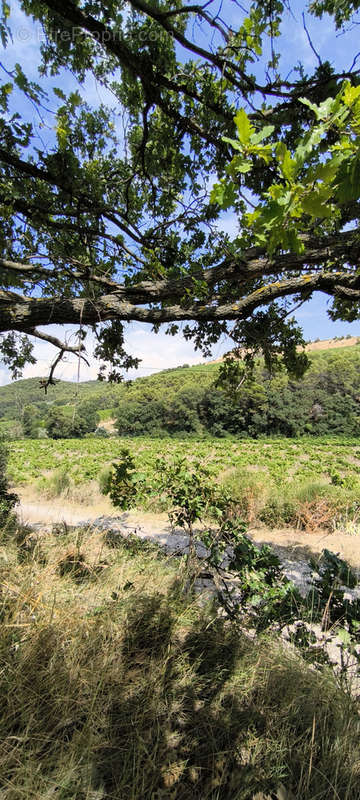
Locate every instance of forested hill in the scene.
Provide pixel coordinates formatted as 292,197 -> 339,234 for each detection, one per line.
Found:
0,376 -> 114,420
1,338 -> 360,438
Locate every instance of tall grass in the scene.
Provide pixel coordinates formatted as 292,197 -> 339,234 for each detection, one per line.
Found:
221,465 -> 360,531
0,520 -> 359,799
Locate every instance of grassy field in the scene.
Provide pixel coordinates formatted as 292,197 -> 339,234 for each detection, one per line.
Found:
8,435 -> 360,530
0,516 -> 359,800
3,433 -> 360,797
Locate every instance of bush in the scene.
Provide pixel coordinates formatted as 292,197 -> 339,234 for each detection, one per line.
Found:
39,468 -> 71,498
0,438 -> 18,523
104,449 -> 145,510
259,497 -> 297,527
259,480 -> 338,529
94,426 -> 110,437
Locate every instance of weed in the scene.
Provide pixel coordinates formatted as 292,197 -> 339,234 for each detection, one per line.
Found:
221,467 -> 271,522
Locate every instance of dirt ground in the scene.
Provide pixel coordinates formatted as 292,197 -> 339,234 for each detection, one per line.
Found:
16,487 -> 360,570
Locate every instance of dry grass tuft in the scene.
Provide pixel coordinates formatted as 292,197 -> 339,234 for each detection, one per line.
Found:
296,499 -> 334,532
56,549 -> 94,581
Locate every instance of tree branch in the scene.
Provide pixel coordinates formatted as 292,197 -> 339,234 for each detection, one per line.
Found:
29,328 -> 87,355
1,270 -> 359,334
28,329 -> 90,393
2,229 -> 359,304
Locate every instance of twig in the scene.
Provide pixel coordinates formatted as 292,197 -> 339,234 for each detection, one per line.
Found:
302,12 -> 322,67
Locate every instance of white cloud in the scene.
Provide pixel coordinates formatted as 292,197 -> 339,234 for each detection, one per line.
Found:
0,322 -> 231,387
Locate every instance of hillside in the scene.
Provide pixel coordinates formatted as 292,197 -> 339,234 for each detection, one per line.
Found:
0,363 -> 217,421
0,336 -> 359,416
0,376 -> 110,418
304,335 -> 360,352
1,337 -> 360,438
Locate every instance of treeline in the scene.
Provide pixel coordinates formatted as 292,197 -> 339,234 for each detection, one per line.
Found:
1,345 -> 360,439
115,349 -> 360,437
22,399 -> 101,439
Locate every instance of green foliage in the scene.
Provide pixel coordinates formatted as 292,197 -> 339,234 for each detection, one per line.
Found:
104,448 -> 146,510
115,345 -> 360,439
157,457 -> 226,553
0,333 -> 36,381
308,549 -> 360,635
22,404 -> 42,438
0,377 -> 116,422
94,426 -> 110,438
310,0 -> 360,27
45,401 -> 99,439
2,0 -> 360,384
8,432 -> 360,527
212,81 -> 360,256
227,535 -> 302,629
102,449 -> 360,645
45,408 -> 74,440
2,343 -> 360,440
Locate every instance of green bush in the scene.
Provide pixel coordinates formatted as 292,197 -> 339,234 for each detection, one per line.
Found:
39,468 -> 71,498
94,426 -> 110,437
259,497 -> 297,527
0,439 -> 18,523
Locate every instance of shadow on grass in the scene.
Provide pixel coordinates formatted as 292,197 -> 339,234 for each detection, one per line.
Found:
0,580 -> 359,800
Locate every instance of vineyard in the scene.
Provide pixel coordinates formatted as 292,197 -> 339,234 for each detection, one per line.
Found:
8,435 -> 360,486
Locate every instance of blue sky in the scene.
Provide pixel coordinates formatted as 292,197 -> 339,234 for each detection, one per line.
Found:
1,0 -> 360,386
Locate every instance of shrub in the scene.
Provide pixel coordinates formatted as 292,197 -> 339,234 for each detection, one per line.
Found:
104,448 -> 145,510
94,426 -> 110,437
260,481 -> 335,529
39,468 -> 71,498
0,438 -> 18,523
259,497 -> 297,528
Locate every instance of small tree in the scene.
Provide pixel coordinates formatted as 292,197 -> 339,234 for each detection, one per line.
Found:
157,458 -> 220,560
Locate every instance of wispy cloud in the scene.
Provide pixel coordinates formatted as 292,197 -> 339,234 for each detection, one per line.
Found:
0,322 -> 225,386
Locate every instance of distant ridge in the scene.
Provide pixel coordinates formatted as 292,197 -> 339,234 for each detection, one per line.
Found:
304,336 -> 360,352
208,336 -> 360,364
1,338 -> 360,437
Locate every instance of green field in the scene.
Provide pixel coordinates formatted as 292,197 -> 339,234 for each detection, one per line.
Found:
8,435 -> 360,487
